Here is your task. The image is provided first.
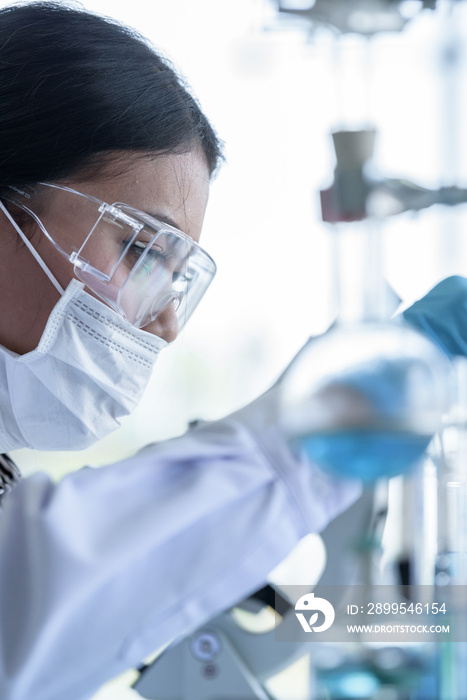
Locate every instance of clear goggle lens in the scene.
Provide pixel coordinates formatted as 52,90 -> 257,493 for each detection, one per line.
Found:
3,184 -> 216,330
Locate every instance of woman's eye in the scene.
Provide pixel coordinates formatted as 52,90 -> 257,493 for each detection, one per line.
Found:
124,239 -> 168,266
122,239 -> 193,287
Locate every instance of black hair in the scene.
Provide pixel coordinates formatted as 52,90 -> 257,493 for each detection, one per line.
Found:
0,1 -> 224,196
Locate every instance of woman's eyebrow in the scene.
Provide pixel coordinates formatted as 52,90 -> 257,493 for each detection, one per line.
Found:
144,211 -> 181,230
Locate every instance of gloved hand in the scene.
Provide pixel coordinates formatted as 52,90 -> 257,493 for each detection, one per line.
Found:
402,275 -> 467,358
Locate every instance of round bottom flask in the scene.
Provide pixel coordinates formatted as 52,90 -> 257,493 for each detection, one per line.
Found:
279,320 -> 452,482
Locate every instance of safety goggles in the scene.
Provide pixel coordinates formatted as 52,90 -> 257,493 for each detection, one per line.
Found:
2,182 -> 216,330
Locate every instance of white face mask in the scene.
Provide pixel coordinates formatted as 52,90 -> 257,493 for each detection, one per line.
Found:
0,279 -> 166,452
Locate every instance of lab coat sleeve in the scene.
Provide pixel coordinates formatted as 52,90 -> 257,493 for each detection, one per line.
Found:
0,388 -> 361,700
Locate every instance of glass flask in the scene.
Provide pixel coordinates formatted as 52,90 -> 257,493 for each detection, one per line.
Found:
279,216 -> 453,483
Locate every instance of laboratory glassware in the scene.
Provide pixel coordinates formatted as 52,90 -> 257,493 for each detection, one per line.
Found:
279,130 -> 452,483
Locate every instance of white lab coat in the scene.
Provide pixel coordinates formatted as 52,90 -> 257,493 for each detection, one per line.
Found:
0,388 -> 360,700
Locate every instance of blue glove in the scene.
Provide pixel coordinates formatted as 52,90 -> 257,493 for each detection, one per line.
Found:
402,276 -> 467,358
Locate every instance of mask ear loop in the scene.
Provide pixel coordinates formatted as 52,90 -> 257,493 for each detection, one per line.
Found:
0,200 -> 65,296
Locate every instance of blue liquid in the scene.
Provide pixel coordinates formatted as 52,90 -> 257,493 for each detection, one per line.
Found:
317,655 -> 428,700
293,429 -> 431,482
317,666 -> 380,699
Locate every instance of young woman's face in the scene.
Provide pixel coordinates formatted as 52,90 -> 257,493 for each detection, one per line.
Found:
0,150 -> 211,354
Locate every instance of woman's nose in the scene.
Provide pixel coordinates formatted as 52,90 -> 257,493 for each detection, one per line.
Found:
143,303 -> 179,343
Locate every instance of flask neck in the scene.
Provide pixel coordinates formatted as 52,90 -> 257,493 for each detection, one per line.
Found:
332,219 -> 394,326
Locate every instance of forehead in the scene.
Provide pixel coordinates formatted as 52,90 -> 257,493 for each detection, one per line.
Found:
65,150 -> 211,240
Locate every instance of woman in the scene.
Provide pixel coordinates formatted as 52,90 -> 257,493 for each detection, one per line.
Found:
0,3 -> 361,699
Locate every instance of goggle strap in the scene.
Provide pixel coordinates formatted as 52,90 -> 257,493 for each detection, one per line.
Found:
0,201 -> 65,296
